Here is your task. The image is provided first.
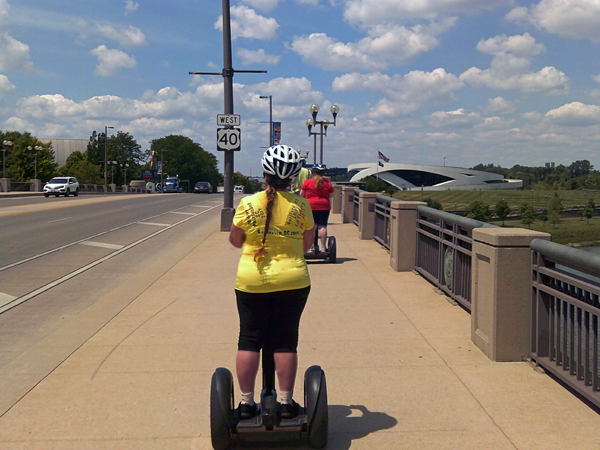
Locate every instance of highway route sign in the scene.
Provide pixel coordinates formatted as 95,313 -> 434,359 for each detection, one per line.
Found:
217,128 -> 241,151
217,114 -> 241,126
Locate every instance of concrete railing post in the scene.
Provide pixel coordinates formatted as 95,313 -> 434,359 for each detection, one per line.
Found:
109,183 -> 116,193
358,192 -> 378,240
0,178 -> 9,192
30,179 -> 42,192
341,186 -> 355,224
389,201 -> 426,272
471,228 -> 551,362
332,184 -> 342,214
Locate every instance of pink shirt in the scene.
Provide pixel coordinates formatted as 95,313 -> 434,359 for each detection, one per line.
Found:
301,178 -> 334,210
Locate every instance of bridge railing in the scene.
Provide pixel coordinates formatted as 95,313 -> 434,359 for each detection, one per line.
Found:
530,239 -> 600,409
415,206 -> 498,311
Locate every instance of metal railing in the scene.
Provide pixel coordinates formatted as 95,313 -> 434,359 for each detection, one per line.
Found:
9,181 -> 33,191
353,189 -> 361,226
415,206 -> 497,311
530,239 -> 600,409
373,194 -> 396,250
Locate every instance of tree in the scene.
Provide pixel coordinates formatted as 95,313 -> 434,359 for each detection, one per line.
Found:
519,202 -> 535,228
495,199 -> 510,226
149,135 -> 220,189
59,151 -> 103,184
423,197 -> 442,210
464,200 -> 492,222
548,192 -> 564,228
1,130 -> 58,182
364,176 -> 397,195
584,198 -> 596,224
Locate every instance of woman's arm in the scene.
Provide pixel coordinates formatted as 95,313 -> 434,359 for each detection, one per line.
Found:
300,189 -> 306,198
229,223 -> 246,248
303,226 -> 315,253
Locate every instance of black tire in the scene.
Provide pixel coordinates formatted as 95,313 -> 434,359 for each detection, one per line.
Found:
327,236 -> 336,264
44,193 -> 49,197
65,189 -> 70,197
55,194 -> 59,197
74,188 -> 79,197
304,366 -> 328,449
210,368 -> 234,450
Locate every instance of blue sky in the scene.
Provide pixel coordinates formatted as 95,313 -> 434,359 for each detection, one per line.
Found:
2,0 -> 600,176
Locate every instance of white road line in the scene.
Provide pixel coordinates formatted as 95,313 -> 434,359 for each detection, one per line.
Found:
0,292 -> 17,309
121,205 -> 135,209
188,205 -> 212,208
79,241 -> 124,250
0,203 -> 222,314
171,211 -> 196,215
48,216 -> 73,224
137,222 -> 170,227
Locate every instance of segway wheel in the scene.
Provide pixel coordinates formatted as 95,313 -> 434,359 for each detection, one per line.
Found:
327,236 -> 336,264
210,368 -> 234,450
304,365 -> 328,449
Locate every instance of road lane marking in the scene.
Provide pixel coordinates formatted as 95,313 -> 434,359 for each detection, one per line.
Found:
0,292 -> 17,309
0,202 -> 222,314
121,205 -> 135,209
137,222 -> 170,227
48,217 -> 73,224
79,241 -> 124,250
171,211 -> 196,215
0,200 -> 223,274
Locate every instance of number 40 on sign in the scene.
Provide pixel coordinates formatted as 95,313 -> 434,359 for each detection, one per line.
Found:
217,128 -> 241,151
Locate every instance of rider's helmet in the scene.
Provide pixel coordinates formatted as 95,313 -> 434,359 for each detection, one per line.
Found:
262,144 -> 303,180
312,164 -> 326,173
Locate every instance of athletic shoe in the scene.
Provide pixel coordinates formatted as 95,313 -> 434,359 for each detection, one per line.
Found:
278,400 -> 300,420
320,246 -> 327,253
238,402 -> 257,420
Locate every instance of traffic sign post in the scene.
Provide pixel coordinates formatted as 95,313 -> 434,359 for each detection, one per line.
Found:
217,128 -> 241,151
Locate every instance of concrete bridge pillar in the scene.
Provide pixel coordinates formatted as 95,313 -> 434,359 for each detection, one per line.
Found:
341,187 -> 355,224
471,228 -> 551,362
331,184 -> 342,214
389,201 -> 426,272
358,191 -> 378,240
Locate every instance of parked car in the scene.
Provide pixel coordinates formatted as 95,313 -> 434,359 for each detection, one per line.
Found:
234,185 -> 245,194
194,181 -> 213,194
44,177 -> 80,197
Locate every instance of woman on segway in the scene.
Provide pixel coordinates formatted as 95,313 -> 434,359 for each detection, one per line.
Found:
229,144 -> 315,421
300,164 -> 334,253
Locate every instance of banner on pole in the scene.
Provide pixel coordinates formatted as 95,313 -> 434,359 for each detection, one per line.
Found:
273,122 -> 281,144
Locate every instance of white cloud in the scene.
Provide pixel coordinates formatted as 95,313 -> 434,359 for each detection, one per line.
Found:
483,96 -> 519,115
427,108 -> 483,128
291,20 -> 454,71
238,48 -> 280,65
460,33 -> 568,95
593,74 -> 600,85
344,0 -> 510,25
4,116 -> 33,131
215,5 -> 279,40
334,68 -> 464,115
507,0 -> 600,42
0,0 -> 9,27
90,45 -> 136,76
96,24 -> 147,46
250,77 -> 323,105
0,74 -> 15,102
545,102 -> 600,126
240,0 -> 280,12
124,0 -> 139,15
0,32 -> 34,71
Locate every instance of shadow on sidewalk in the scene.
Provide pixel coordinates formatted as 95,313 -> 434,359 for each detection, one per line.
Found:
237,404 -> 397,449
306,257 -> 357,265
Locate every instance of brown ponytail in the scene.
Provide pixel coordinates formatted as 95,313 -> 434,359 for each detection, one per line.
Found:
314,173 -> 323,189
254,175 -> 290,261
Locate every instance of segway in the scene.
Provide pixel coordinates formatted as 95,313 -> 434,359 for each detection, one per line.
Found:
210,334 -> 328,449
304,228 -> 337,264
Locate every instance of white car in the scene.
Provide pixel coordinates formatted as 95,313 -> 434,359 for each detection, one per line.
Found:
44,177 -> 80,197
234,185 -> 245,194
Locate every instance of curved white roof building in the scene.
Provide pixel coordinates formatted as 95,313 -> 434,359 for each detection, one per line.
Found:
348,163 -> 522,191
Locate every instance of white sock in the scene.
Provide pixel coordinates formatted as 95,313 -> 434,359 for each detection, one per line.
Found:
279,390 -> 293,405
241,391 -> 255,406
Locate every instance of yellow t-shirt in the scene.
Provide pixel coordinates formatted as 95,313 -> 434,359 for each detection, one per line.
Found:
233,191 -> 315,293
292,167 -> 312,194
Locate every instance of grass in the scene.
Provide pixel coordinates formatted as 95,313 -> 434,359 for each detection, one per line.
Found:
392,188 -> 599,212
390,189 -> 600,246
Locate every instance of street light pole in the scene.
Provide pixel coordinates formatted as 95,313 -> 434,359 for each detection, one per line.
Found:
260,95 -> 273,146
27,145 -> 41,180
104,126 -> 114,191
306,104 -> 339,165
2,140 -> 13,178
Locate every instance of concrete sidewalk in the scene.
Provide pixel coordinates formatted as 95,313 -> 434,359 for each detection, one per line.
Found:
1,214 -> 600,449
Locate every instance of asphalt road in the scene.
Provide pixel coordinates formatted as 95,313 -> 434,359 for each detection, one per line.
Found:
0,192 -> 229,411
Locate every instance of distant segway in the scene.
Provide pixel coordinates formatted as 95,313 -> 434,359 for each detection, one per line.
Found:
210,334 -> 328,449
304,229 -> 336,264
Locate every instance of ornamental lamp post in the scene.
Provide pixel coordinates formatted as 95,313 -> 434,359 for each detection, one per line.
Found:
121,163 -> 130,185
2,140 -> 13,178
27,145 -> 42,180
306,103 -> 339,165
104,125 -> 114,191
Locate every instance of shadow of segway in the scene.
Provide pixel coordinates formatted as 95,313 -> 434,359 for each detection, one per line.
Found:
233,404 -> 397,450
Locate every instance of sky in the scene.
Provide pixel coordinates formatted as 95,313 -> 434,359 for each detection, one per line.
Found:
2,0 -> 600,177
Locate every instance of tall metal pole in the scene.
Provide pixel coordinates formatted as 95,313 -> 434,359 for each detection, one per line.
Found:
319,123 -> 324,165
222,0 -> 235,229
269,95 -> 273,147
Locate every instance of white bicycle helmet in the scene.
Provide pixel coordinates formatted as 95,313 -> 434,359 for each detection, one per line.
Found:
261,144 -> 303,180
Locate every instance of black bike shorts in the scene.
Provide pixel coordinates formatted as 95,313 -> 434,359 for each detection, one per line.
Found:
312,210 -> 330,227
235,286 -> 310,353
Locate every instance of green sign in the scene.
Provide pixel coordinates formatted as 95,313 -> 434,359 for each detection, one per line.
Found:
142,169 -> 157,179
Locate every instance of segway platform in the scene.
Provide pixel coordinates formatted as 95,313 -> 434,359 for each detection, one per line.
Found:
304,235 -> 337,263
